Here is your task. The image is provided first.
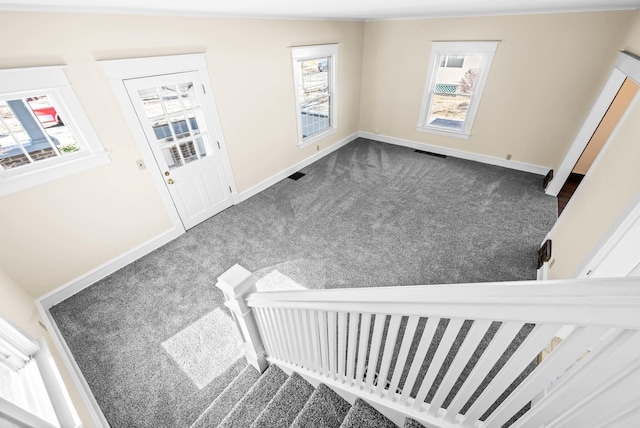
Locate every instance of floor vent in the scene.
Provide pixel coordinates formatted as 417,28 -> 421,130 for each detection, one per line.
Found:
414,149 -> 447,158
288,172 -> 306,181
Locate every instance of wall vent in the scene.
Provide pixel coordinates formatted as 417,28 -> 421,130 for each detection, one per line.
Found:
414,149 -> 447,158
288,172 -> 306,181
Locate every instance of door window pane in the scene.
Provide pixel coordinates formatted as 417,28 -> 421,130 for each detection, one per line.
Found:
170,114 -> 190,139
178,83 -> 197,109
195,137 -> 206,158
187,112 -> 199,135
137,81 -> 212,171
139,88 -> 163,119
180,140 -> 198,164
161,85 -> 182,114
163,146 -> 183,170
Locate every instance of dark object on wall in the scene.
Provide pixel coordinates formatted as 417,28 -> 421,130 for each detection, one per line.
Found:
537,239 -> 552,269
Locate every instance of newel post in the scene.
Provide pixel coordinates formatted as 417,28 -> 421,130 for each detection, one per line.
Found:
216,264 -> 269,373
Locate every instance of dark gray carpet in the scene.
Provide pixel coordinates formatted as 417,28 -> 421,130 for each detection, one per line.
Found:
199,365 -> 400,428
191,365 -> 261,428
49,138 -> 556,427
341,398 -> 397,428
218,365 -> 288,428
250,372 -> 315,428
290,383 -> 352,428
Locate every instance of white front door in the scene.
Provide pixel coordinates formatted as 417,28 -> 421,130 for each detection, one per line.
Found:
124,72 -> 233,229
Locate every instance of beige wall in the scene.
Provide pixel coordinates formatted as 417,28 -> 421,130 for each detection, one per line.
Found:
547,11 -> 640,279
0,12 -> 364,298
0,269 -> 92,426
547,88 -> 640,278
359,12 -> 635,168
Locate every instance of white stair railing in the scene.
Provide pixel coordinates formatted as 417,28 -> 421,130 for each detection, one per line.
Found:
216,264 -> 640,428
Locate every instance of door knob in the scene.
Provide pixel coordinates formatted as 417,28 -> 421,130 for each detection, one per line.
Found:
167,179 -> 175,185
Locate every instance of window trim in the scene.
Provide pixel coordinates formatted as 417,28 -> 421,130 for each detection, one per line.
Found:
417,41 -> 499,139
290,43 -> 338,148
0,65 -> 110,196
0,317 -> 81,427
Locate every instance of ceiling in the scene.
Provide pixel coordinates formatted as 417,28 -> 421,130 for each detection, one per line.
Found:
1,0 -> 639,20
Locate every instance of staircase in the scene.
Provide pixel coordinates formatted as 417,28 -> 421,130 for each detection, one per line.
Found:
191,364 -> 420,428
213,265 -> 640,428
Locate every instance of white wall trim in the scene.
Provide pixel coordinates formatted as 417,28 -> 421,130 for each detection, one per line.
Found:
38,227 -> 182,309
359,131 -> 549,175
574,194 -> 640,279
34,227 -> 182,428
36,304 -> 109,428
238,131 -> 359,202
546,51 -> 640,196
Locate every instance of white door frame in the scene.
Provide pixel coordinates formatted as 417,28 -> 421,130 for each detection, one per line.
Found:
101,53 -> 239,232
546,51 -> 640,196
574,194 -> 640,278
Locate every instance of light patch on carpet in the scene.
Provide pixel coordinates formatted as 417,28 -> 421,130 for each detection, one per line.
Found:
257,270 -> 307,291
161,308 -> 243,390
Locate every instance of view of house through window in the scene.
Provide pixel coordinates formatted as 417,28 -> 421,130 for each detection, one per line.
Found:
137,82 -> 207,171
428,54 -> 483,131
291,44 -> 338,146
0,95 -> 80,170
297,57 -> 331,138
418,42 -> 498,137
0,65 -> 110,197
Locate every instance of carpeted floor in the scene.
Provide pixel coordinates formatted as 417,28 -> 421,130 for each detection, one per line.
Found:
50,138 -> 557,427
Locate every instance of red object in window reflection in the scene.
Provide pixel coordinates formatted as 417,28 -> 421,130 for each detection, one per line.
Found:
33,106 -> 62,127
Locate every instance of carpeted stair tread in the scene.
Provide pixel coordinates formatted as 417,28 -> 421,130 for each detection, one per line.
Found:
190,364 -> 261,428
340,398 -> 397,428
250,372 -> 315,428
177,357 -> 247,427
403,417 -> 426,428
218,364 -> 288,428
291,383 -> 351,428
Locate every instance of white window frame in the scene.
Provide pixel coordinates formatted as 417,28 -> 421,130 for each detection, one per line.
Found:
0,66 -> 110,197
417,41 -> 499,139
0,317 -> 81,428
291,44 -> 338,148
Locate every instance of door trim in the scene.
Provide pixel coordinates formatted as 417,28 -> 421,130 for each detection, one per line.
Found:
100,53 -> 239,232
546,51 -> 640,196
574,194 -> 640,278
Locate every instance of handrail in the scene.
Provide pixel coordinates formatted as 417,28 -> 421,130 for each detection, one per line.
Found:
217,265 -> 640,428
247,277 -> 640,328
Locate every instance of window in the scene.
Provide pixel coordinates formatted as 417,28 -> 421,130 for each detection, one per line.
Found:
0,66 -> 109,196
291,44 -> 338,147
418,41 -> 499,139
440,55 -> 465,68
0,316 -> 80,427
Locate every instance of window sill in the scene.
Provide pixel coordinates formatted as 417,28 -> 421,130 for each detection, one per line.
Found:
0,151 -> 111,197
298,127 -> 337,149
416,126 -> 471,140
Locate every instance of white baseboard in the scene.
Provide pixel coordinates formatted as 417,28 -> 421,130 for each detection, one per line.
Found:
38,226 -> 184,310
35,227 -> 184,428
37,303 -> 110,428
238,132 -> 359,202
359,131 -> 550,176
